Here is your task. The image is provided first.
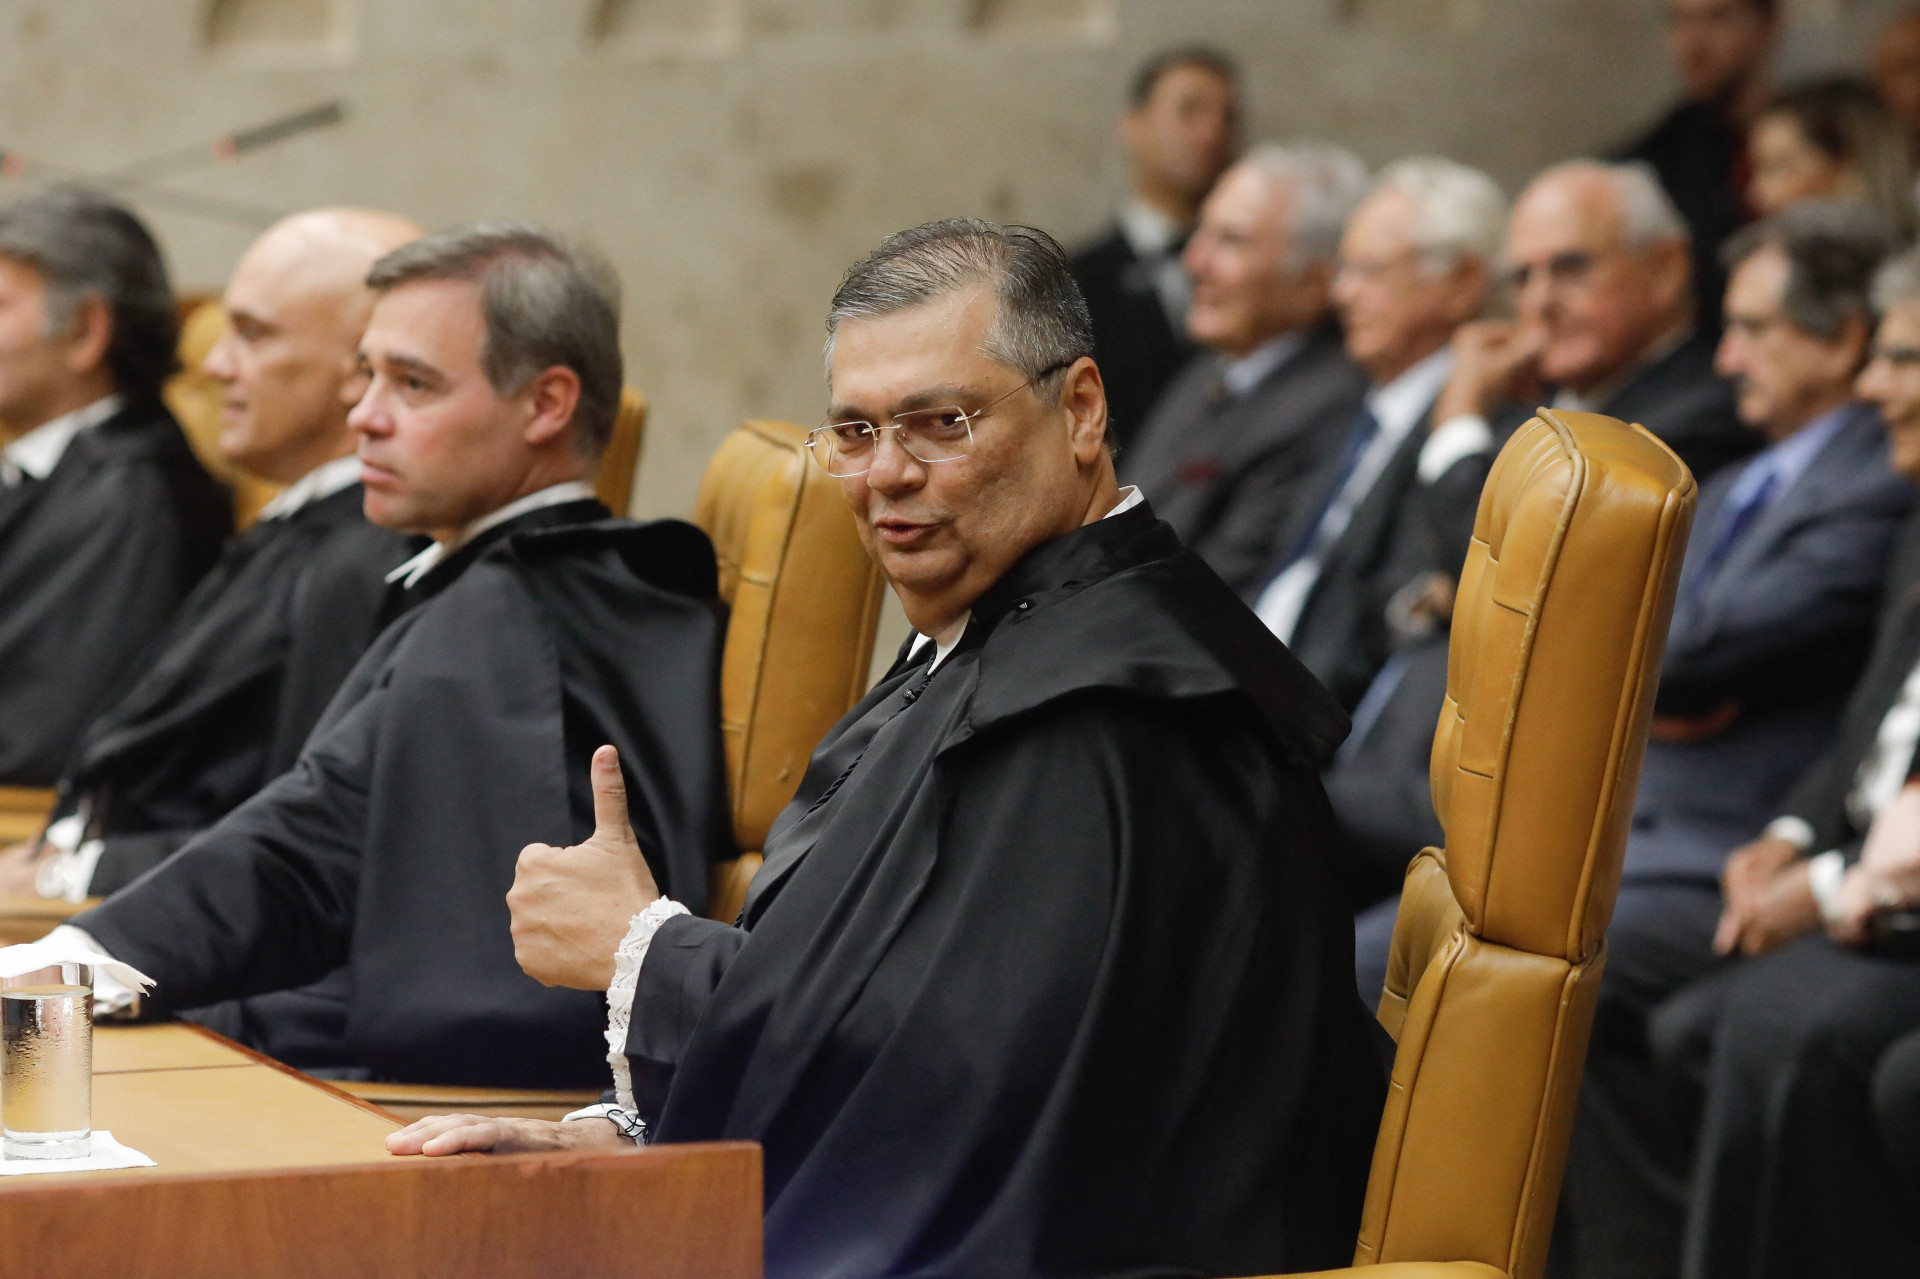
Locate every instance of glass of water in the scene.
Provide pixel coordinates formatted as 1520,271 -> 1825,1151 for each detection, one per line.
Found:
2,962 -> 92,1160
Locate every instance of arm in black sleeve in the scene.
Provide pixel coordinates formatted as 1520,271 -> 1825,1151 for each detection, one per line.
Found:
87,830 -> 195,897
71,683 -> 381,1013
267,529 -> 404,775
624,914 -> 748,1121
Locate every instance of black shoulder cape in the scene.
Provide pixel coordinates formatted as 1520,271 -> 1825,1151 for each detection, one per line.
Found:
77,504 -> 733,1086
626,504 -> 1384,1278
0,401 -> 229,784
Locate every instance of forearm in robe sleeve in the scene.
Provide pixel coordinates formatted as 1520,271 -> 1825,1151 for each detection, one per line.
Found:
623,914 -> 748,1120
86,830 -> 197,898
70,687 -> 381,1014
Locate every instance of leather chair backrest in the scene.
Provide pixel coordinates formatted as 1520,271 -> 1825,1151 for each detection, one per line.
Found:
1363,411 -> 1695,1279
693,420 -> 885,919
595,388 -> 647,516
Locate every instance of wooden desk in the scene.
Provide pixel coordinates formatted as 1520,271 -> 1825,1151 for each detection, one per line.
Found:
0,1025 -> 762,1278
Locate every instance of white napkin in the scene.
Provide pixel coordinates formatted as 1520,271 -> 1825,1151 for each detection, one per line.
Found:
0,937 -> 153,993
0,1131 -> 154,1175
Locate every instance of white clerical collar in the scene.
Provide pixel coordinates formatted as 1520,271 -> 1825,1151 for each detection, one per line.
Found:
385,479 -> 598,588
910,485 -> 1146,672
0,394 -> 122,486
256,454 -> 363,522
1116,200 -> 1186,261
1221,331 -> 1307,398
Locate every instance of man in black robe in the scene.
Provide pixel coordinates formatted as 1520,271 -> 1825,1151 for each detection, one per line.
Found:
1069,46 -> 1238,451
0,188 -> 230,786
56,222 -> 732,1088
393,219 -> 1386,1279
0,208 -> 423,901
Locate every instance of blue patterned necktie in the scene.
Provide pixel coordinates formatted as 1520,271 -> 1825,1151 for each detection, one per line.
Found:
1691,466 -> 1779,594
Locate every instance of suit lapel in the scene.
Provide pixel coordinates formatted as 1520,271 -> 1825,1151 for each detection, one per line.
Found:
1700,407 -> 1869,595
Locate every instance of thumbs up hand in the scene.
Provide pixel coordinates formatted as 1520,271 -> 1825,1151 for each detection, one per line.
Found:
508,744 -> 662,990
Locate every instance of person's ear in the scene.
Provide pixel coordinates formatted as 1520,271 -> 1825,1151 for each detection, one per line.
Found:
1446,257 -> 1492,326
1649,239 -> 1692,315
520,365 -> 584,450
1059,357 -> 1108,465
1838,312 -> 1873,375
62,295 -> 113,378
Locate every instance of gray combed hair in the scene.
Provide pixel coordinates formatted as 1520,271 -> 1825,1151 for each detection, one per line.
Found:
1873,244 -> 1920,316
1722,199 -> 1895,341
366,221 -> 623,460
1368,156 -> 1508,271
824,218 -> 1093,392
1237,140 -> 1370,266
1531,159 -> 1689,248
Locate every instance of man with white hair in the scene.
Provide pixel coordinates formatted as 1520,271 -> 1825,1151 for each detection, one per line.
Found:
1434,158 -> 1754,486
1246,155 -> 1505,711
1122,141 -> 1370,593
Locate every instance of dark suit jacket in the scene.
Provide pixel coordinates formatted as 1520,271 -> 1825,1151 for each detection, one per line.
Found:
1121,325 -> 1369,594
0,400 -> 230,785
1616,99 -> 1747,337
1775,507 -> 1920,858
1070,225 -> 1193,454
1627,404 -> 1914,881
1600,332 -> 1756,485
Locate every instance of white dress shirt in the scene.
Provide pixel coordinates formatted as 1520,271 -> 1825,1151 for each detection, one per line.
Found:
254,454 -> 364,522
385,481 -> 599,588
0,395 -> 123,487
1254,349 -> 1454,643
1115,200 -> 1193,328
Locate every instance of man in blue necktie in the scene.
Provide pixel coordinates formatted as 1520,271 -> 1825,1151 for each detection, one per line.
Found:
1560,199 -> 1915,1279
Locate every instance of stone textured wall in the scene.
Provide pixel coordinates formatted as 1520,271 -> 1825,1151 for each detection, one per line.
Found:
0,0 -> 1905,658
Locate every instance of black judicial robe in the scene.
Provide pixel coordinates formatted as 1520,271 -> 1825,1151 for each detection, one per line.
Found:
76,501 -> 734,1087
627,503 -> 1387,1279
0,400 -> 230,785
49,484 -> 417,895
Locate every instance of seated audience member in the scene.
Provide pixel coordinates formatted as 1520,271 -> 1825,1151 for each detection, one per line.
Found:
1619,0 -> 1779,333
0,209 -> 422,901
1556,202 -> 1912,1279
389,220 -> 1387,1279
53,223 -> 732,1087
1121,142 -> 1370,593
1625,244 -> 1920,1279
1747,78 -> 1914,236
1436,160 -> 1756,486
0,188 -> 230,786
1872,6 -> 1920,162
1246,156 -> 1505,710
1070,45 -> 1238,451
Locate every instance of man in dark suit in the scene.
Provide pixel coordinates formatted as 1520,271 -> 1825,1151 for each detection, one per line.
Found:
1556,202 -> 1911,1279
1631,243 -> 1920,1279
0,208 -> 423,901
1122,142 -> 1370,594
1070,46 -> 1238,452
1617,0 -> 1779,334
1245,156 -> 1505,712
0,189 -> 231,786
1434,160 -> 1756,490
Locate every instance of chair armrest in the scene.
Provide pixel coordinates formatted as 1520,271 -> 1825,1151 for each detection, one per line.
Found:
708,853 -> 763,923
335,1081 -> 607,1124
0,893 -> 96,944
1250,1264 -> 1508,1279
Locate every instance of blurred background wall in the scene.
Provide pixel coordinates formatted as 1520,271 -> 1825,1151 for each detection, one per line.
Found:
0,0 -> 1904,518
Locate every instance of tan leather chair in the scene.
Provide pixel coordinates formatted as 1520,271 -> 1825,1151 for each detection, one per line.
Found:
694,419 -> 887,924
596,387 -> 647,515
1269,410 -> 1696,1279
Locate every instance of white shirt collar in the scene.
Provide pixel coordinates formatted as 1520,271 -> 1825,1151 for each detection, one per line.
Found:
384,480 -> 598,588
256,454 -> 364,522
910,485 -> 1146,671
1116,200 -> 1185,260
0,395 -> 122,485
1221,331 -> 1307,398
1367,347 -> 1454,440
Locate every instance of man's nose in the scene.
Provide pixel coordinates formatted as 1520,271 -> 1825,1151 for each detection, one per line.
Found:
201,333 -> 238,383
863,430 -> 925,493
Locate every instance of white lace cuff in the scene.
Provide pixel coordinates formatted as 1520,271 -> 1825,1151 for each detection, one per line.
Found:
606,897 -> 689,1114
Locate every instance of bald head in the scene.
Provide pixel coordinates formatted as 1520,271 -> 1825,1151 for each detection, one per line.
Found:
207,207 -> 422,483
1505,161 -> 1692,394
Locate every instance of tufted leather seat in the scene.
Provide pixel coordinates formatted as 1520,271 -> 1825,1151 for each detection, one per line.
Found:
1270,410 -> 1696,1279
693,419 -> 887,923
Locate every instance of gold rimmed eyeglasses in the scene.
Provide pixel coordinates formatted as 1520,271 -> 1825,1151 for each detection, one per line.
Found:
805,359 -> 1073,478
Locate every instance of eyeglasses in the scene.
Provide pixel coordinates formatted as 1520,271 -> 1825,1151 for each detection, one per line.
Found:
806,359 -> 1073,478
1504,248 -> 1610,294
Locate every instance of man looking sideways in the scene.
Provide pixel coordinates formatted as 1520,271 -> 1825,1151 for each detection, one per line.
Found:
392,220 -> 1385,1279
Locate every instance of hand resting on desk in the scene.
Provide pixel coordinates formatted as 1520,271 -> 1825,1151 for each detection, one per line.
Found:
386,1113 -> 629,1157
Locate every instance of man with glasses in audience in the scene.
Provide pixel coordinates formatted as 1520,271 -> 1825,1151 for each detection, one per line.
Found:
389,219 -> 1386,1279
1433,159 -> 1754,487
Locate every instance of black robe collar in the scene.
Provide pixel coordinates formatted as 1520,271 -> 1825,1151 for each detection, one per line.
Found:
378,497 -> 610,624
949,501 -> 1350,768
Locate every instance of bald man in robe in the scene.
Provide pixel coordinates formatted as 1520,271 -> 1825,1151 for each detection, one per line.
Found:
0,210 -> 422,901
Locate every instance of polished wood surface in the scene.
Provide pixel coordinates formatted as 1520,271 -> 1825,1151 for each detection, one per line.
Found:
0,1024 -> 764,1277
0,893 -> 92,945
0,786 -> 56,846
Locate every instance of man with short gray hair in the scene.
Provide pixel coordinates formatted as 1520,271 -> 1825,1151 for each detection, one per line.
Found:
392,218 -> 1386,1279
60,221 -> 733,1088
1122,140 -> 1371,593
0,187 -> 230,786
